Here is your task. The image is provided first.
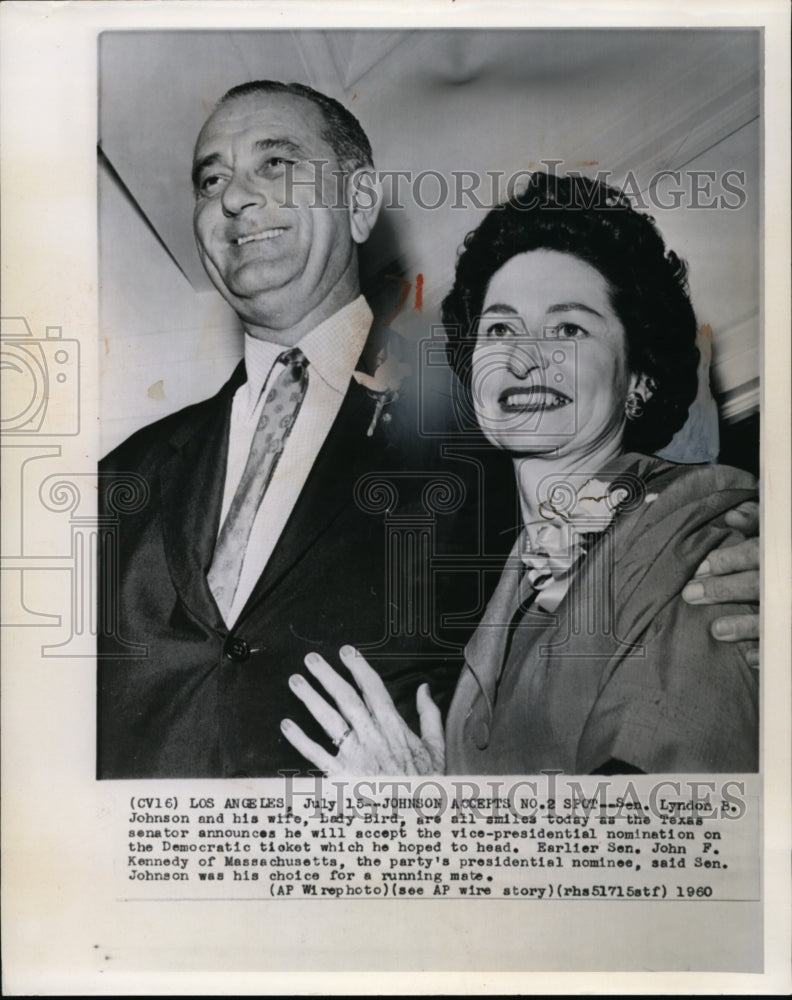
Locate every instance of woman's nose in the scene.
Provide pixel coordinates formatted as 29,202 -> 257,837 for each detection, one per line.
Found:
507,341 -> 549,379
221,172 -> 266,217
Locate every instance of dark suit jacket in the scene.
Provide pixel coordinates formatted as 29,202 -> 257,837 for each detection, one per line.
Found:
97,349 -> 502,778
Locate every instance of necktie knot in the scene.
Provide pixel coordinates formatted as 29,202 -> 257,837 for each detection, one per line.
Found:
279,347 -> 309,381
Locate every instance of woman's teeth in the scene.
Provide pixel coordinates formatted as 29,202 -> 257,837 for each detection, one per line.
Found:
498,388 -> 570,411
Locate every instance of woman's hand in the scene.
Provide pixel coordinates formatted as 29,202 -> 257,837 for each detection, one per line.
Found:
280,646 -> 445,776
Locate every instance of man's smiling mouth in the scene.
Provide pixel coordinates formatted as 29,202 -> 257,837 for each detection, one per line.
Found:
498,387 -> 572,412
232,227 -> 288,246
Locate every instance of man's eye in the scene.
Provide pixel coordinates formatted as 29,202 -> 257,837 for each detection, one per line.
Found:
198,174 -> 227,197
260,157 -> 296,174
553,322 -> 588,338
485,322 -> 514,338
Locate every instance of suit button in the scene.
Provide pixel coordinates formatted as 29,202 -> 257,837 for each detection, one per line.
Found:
224,636 -> 250,662
474,721 -> 490,750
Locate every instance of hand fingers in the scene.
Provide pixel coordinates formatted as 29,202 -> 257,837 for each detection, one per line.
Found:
711,614 -> 759,643
303,652 -> 375,733
280,718 -> 336,774
338,646 -> 401,722
288,673 -> 349,743
723,501 -> 759,536
416,684 -> 445,769
303,651 -> 403,771
683,569 -> 759,605
694,537 -> 759,578
338,646 -> 418,763
281,711 -> 398,777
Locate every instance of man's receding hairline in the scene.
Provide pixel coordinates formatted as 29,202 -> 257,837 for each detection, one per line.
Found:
195,88 -> 362,173
200,89 -> 325,136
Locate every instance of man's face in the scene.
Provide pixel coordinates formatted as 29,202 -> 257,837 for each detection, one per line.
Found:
192,91 -> 358,337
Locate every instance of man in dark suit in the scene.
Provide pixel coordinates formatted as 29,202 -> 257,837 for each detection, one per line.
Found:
98,80 -> 759,779
97,81 -> 471,778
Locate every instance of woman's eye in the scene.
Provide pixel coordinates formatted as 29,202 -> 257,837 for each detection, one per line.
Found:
485,322 -> 514,338
554,322 -> 588,338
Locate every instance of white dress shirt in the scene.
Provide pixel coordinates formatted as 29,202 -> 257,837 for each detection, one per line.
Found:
214,295 -> 373,625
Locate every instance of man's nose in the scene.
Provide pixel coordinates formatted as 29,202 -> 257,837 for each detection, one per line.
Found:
507,340 -> 549,379
221,172 -> 266,218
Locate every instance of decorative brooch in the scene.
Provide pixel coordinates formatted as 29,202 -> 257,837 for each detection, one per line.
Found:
538,477 -> 628,531
522,478 -> 630,612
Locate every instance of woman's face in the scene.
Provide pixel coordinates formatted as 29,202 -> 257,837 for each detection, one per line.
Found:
472,249 -> 638,461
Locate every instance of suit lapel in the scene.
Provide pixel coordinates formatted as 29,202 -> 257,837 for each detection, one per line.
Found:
156,327 -> 390,627
499,454 -> 650,674
460,539 -> 525,717
159,362 -> 245,629
240,376 -> 381,611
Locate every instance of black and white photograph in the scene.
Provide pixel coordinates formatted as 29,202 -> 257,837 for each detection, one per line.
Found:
98,28 -> 761,780
1,2 -> 790,994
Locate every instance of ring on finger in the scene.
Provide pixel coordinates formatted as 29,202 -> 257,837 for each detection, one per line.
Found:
332,726 -> 353,751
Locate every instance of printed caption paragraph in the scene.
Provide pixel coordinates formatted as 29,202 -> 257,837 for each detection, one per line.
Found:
118,776 -> 760,902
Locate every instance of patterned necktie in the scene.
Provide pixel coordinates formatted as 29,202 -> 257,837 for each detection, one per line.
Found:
208,347 -> 309,621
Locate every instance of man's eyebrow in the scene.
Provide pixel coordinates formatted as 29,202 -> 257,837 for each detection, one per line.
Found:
192,152 -> 224,189
253,138 -> 305,158
546,302 -> 605,319
192,139 -> 306,188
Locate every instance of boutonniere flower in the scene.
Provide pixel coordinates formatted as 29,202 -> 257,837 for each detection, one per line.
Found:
353,349 -> 412,437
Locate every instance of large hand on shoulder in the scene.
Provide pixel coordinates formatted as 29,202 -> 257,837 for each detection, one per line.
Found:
281,646 -> 445,776
682,500 -> 759,665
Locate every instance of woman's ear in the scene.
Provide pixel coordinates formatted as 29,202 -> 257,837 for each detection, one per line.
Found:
347,169 -> 382,245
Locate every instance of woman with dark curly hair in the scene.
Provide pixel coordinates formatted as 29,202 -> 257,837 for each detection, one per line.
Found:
282,172 -> 758,775
442,171 -> 699,457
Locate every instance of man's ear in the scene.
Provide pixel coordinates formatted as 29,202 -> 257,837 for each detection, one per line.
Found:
627,372 -> 657,403
347,169 -> 382,245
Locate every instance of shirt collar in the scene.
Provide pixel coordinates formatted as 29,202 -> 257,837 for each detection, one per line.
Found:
241,295 -> 373,406
299,295 -> 373,393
